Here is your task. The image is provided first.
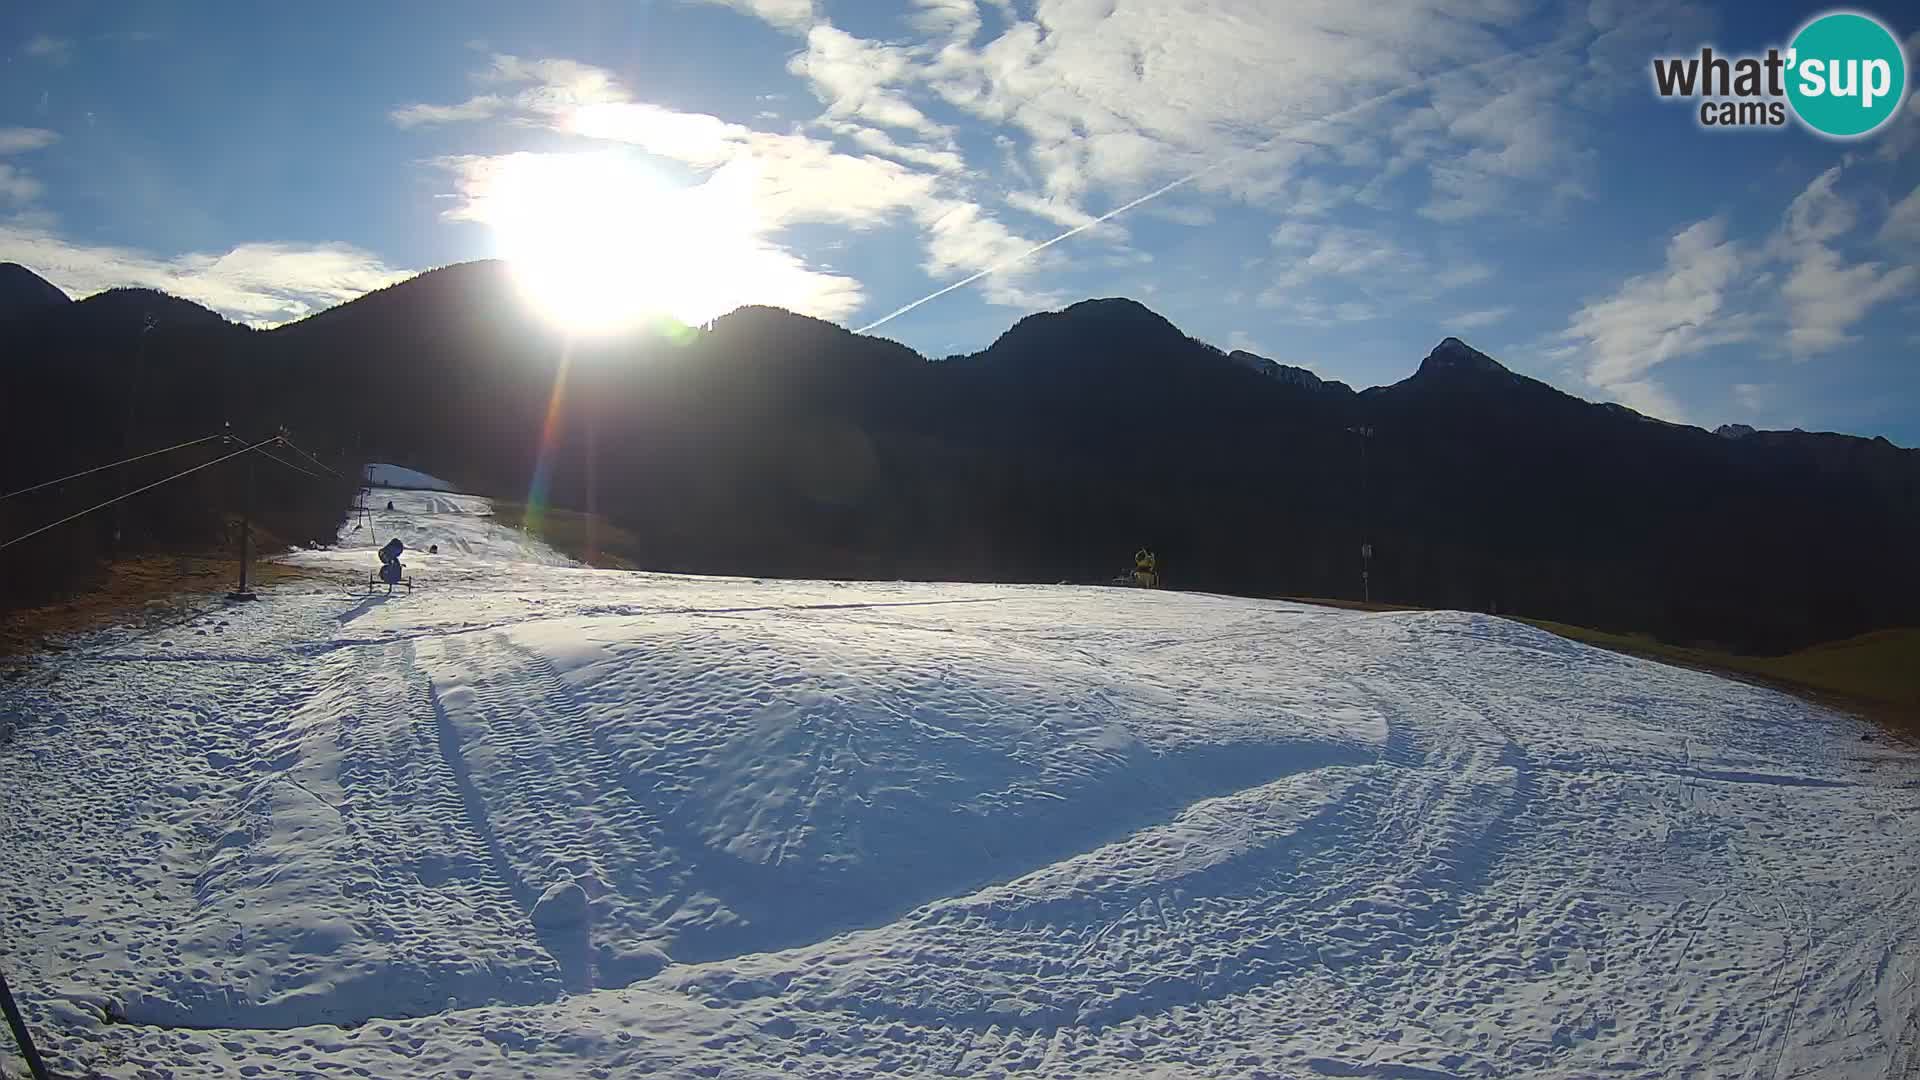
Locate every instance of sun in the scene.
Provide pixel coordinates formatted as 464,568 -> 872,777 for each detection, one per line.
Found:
483,151 -> 753,335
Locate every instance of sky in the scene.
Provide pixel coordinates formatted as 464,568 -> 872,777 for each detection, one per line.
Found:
2,0 -> 1917,442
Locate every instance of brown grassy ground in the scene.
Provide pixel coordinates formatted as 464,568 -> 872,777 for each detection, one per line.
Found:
1279,596 -> 1425,614
1279,594 -> 1918,738
0,549 -> 322,673
1517,620 -> 1920,738
485,500 -> 647,571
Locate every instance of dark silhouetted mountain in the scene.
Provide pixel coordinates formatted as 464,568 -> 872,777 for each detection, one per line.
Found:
0,262 -> 70,324
4,258 -> 1914,653
1227,350 -> 1356,399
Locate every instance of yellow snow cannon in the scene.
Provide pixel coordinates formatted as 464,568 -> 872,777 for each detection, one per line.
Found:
1132,548 -> 1159,589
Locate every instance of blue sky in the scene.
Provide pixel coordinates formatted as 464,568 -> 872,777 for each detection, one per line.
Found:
3,0 -> 1917,442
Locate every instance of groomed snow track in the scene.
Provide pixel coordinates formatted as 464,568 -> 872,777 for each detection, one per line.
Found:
3,486 -> 1918,1078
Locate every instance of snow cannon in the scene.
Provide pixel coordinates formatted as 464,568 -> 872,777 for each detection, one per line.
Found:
371,537 -> 413,594
1128,548 -> 1160,589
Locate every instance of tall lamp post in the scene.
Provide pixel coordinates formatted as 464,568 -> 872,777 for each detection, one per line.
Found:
111,313 -> 157,554
1348,425 -> 1375,603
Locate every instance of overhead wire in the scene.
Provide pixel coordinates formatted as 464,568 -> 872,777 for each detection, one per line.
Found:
274,439 -> 341,478
0,433 -> 224,503
249,444 -> 328,482
0,437 -> 278,553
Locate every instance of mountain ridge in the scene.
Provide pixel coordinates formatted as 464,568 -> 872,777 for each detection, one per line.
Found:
4,258 -> 1907,449
0,262 -> 72,324
4,257 -> 1914,653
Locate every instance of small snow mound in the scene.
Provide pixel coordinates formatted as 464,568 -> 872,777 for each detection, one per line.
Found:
531,879 -> 591,929
364,463 -> 458,492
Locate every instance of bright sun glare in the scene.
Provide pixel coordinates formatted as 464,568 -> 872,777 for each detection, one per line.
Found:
485,152 -> 758,335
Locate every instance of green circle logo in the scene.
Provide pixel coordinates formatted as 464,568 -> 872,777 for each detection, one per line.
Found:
1786,11 -> 1908,138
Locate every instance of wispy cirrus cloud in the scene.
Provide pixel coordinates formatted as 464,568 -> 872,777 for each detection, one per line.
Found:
391,95 -> 508,128
1260,219 -> 1492,320
675,0 -> 1666,337
1548,162 -> 1916,424
0,128 -> 59,155
1772,167 -> 1917,357
23,34 -> 71,64
0,129 -> 58,205
1553,215 -> 1751,419
1882,184 -> 1920,247
1442,306 -> 1513,331
789,25 -> 949,138
690,0 -> 817,35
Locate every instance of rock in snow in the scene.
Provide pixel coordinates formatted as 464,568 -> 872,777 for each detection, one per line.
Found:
531,878 -> 591,929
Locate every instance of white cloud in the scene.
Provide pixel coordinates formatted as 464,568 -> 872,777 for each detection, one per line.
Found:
1257,293 -> 1380,327
890,0 -> 1596,228
911,0 -> 983,42
1877,183 -> 1920,247
1582,0 -> 1717,93
692,0 -> 817,34
400,52 -> 1065,315
24,35 -> 71,63
0,165 -> 42,203
1442,306 -> 1512,331
1431,261 -> 1493,290
1262,220 -> 1490,314
1772,167 -> 1917,357
408,58 -> 945,231
1732,382 -> 1770,413
790,25 -> 948,137
1548,163 -> 1916,423
827,123 -> 965,173
1282,176 -> 1350,218
1409,54 -> 1586,222
0,222 -> 412,326
0,128 -> 59,154
911,197 -> 1064,308
1778,246 -> 1915,356
1003,190 -> 1127,242
1271,221 -> 1404,280
391,96 -> 507,128
1559,216 -> 1751,396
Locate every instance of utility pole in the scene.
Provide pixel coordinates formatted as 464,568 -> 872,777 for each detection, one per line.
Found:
1348,425 -> 1375,604
110,313 -> 157,556
229,437 -> 257,602
0,968 -> 52,1080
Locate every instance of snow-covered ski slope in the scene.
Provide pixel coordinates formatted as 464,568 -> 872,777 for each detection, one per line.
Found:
3,494 -> 1919,1079
362,462 -> 459,492
340,485 -> 578,567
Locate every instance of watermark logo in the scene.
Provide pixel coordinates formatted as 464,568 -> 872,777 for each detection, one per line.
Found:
1651,10 -> 1908,138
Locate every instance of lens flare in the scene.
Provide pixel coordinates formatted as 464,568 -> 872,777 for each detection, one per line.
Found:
523,341 -> 573,533
482,151 -> 757,335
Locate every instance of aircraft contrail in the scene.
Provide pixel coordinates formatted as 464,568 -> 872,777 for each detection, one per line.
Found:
856,32 -> 1577,336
